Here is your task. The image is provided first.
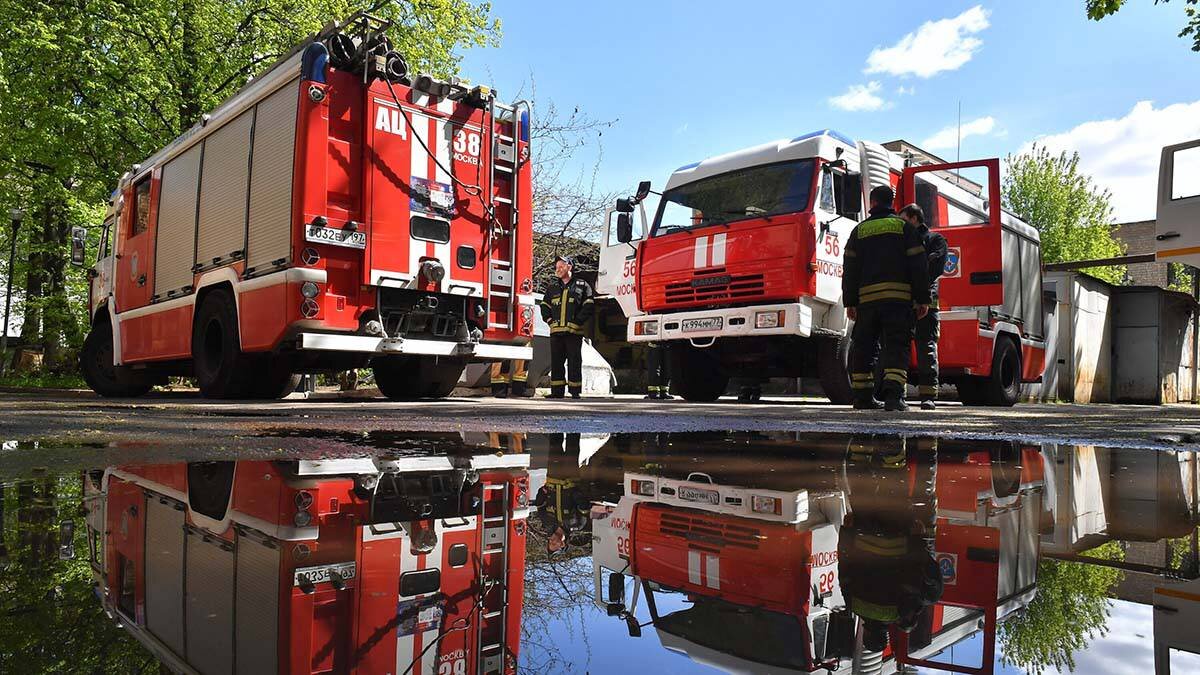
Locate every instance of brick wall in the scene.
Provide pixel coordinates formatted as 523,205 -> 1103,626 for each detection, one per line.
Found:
1112,220 -> 1170,288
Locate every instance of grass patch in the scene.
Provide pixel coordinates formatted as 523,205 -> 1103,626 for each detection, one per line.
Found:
0,370 -> 87,390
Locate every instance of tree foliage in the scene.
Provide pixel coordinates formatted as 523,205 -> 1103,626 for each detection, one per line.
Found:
998,541 -> 1125,674
1087,0 -> 1200,51
1003,144 -> 1126,284
0,0 -> 500,373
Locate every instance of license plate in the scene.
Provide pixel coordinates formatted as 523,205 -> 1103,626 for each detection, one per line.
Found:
306,225 -> 367,249
293,561 -> 357,586
677,485 -> 719,505
681,317 -> 723,333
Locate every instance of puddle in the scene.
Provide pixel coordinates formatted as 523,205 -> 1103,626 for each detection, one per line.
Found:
0,431 -> 1197,674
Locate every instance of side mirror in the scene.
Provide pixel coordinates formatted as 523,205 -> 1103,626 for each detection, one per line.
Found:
635,181 -> 651,201
70,226 -> 87,267
615,198 -> 634,213
616,213 -> 633,243
844,174 -> 863,215
624,612 -> 642,638
58,520 -> 76,560
608,572 -> 626,605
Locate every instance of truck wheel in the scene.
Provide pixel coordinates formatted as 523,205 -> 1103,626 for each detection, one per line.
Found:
982,337 -> 1022,407
192,289 -> 256,399
372,355 -> 465,400
670,346 -> 728,402
816,334 -> 854,405
80,323 -> 152,398
990,442 -> 1022,498
250,357 -> 301,399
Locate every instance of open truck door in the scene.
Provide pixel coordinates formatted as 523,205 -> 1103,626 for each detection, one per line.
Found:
597,201 -> 648,319
902,158 -> 1004,308
1156,138 -> 1200,268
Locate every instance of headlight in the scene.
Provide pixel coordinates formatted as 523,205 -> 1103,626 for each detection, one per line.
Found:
630,479 -> 656,496
634,320 -> 659,336
301,281 -> 320,299
751,495 -> 781,515
755,310 -> 784,329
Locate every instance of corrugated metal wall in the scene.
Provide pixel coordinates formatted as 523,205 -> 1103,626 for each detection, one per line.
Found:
153,145 -> 203,297
195,111 -> 254,269
185,528 -> 235,675
235,529 -> 281,674
246,79 -> 300,275
144,495 -> 187,658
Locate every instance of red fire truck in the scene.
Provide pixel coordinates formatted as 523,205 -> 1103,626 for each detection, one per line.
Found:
589,436 -> 1046,674
80,15 -> 533,400
599,132 -> 1046,405
82,438 -> 529,674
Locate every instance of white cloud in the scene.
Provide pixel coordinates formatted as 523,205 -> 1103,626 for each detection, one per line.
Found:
829,81 -> 889,112
866,6 -> 990,78
922,116 -> 997,151
1018,99 -> 1200,222
897,85 -> 916,96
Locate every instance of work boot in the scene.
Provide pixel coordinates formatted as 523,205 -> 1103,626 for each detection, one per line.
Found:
571,392 -> 581,400
853,396 -> 884,410
884,393 -> 909,412
920,399 -> 936,410
546,391 -> 565,399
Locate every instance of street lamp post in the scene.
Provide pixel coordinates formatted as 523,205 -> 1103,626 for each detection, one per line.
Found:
0,208 -> 24,377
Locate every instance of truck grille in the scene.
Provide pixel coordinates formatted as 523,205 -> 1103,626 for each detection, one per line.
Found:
664,268 -> 765,305
658,511 -> 761,550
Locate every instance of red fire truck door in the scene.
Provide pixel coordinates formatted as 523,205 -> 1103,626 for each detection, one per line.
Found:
115,172 -> 159,312
901,159 -> 1003,308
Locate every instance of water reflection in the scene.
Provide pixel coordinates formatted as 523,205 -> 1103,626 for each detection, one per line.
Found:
0,432 -> 1196,674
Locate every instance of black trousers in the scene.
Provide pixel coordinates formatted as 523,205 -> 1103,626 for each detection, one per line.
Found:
646,342 -> 670,395
849,302 -> 914,399
915,309 -> 940,400
550,333 -> 583,396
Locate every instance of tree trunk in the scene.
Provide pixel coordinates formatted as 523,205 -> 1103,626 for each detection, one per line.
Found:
17,205 -> 46,355
176,0 -> 202,130
41,196 -> 71,370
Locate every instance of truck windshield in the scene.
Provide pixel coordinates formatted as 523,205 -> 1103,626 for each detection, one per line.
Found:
651,159 -> 815,237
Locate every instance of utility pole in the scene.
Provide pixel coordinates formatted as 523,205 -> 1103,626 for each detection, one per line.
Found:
0,208 -> 23,377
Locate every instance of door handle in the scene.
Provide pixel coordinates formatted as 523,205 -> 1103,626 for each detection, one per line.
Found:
1157,231 -> 1181,241
137,274 -> 146,286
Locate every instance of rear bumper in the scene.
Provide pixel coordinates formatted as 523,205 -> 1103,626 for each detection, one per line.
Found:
627,302 -> 812,343
296,332 -> 531,361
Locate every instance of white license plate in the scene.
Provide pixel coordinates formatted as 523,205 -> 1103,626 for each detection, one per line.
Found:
681,317 -> 723,333
294,561 -> 357,586
306,225 -> 367,249
677,486 -> 719,505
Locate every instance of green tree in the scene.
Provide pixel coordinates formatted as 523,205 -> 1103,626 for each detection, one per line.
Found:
1087,0 -> 1200,51
999,541 -> 1125,674
1003,145 -> 1126,284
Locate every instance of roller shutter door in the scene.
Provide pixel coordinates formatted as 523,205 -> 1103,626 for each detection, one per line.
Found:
185,528 -> 235,675
144,494 -> 186,658
235,528 -> 281,674
196,111 -> 253,269
246,79 -> 300,275
153,145 -> 202,297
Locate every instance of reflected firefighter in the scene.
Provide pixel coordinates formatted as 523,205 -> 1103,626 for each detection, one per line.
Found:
839,435 -> 943,655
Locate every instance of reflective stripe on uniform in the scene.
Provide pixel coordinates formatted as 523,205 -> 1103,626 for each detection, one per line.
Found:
919,385 -> 937,396
883,368 -> 907,384
857,216 -> 905,238
859,289 -> 913,304
550,380 -> 567,386
856,534 -> 908,556
859,281 -> 910,295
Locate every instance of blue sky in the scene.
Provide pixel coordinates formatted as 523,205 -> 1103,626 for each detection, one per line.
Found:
461,1 -> 1200,222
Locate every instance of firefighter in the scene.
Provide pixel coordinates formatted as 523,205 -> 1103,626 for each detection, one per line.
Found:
899,203 -> 949,410
489,357 -> 530,398
538,255 -> 595,399
842,185 -> 930,411
839,435 -> 942,654
644,342 -> 672,400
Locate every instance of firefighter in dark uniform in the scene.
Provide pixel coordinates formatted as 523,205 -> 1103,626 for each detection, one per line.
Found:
843,185 -> 930,411
489,358 -> 529,398
644,342 -> 671,399
538,255 -> 594,399
899,204 -> 949,410
839,434 -> 943,654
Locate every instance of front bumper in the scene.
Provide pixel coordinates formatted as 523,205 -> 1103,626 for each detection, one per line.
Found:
296,332 -> 531,361
626,302 -> 812,343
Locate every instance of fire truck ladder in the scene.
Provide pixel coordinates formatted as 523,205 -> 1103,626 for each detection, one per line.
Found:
483,100 -> 530,331
475,480 -> 512,674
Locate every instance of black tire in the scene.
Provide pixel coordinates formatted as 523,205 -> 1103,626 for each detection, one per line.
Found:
670,346 -> 729,402
955,377 -> 984,405
80,322 -> 153,398
372,355 -> 465,400
192,289 -> 256,399
983,337 -> 1022,407
250,357 -> 301,399
816,334 -> 854,404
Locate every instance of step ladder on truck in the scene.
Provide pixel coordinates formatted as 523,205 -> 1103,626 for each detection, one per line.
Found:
598,132 -> 1046,406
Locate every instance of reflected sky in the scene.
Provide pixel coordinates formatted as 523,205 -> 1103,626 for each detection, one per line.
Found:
0,431 -> 1196,674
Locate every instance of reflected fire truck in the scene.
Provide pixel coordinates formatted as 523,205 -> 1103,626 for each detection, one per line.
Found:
590,436 -> 1047,674
81,437 -> 529,674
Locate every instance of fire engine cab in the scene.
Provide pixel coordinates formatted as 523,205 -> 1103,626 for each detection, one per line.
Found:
599,132 -> 1045,406
80,14 -> 533,400
82,439 -> 529,674
589,435 -> 1046,674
